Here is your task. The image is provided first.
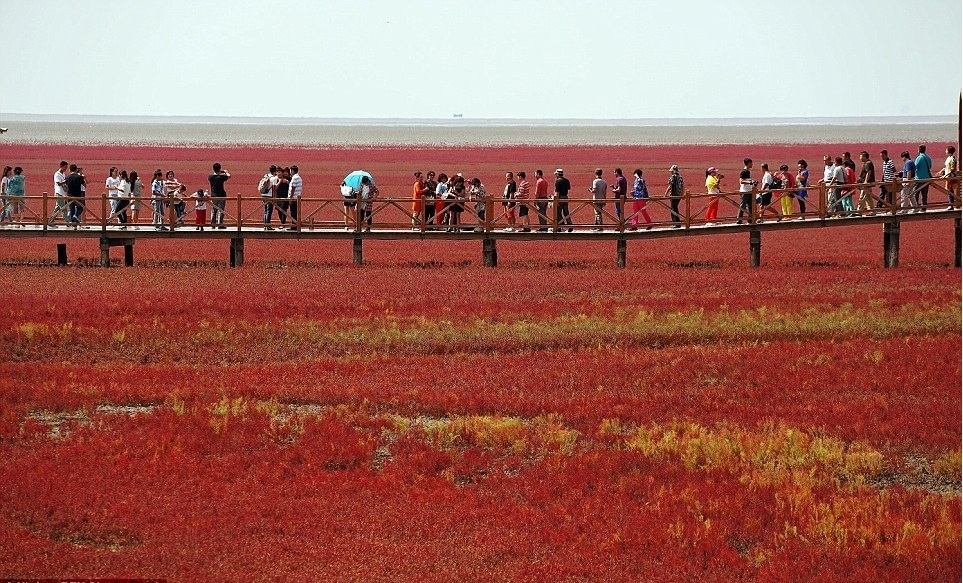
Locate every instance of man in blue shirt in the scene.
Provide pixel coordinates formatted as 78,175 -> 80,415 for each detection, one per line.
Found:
913,144 -> 933,210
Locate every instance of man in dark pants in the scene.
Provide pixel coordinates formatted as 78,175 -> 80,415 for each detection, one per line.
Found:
533,169 -> 549,231
208,162 -> 231,229
876,150 -> 895,208
664,164 -> 684,228
64,164 -> 85,228
553,168 -> 573,232
737,158 -> 756,224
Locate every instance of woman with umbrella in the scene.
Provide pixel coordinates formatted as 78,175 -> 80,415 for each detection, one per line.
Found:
342,170 -> 375,231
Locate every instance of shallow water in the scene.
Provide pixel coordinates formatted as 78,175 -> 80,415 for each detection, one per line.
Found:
0,116 -> 956,147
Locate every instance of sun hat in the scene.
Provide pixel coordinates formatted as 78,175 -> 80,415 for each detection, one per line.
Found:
707,167 -> 718,173
555,168 -> 564,174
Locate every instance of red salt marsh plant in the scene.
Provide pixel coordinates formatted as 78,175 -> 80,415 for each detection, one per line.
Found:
0,217 -> 958,580
0,402 -> 958,582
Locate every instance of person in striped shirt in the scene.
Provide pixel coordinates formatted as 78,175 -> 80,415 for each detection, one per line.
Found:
287,165 -> 302,230
515,171 -> 531,232
876,150 -> 896,209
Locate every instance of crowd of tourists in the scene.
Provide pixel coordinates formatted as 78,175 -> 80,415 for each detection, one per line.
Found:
0,144 -> 957,231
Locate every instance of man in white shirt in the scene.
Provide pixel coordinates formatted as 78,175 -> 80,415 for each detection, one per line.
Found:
589,168 -> 607,231
106,167 -> 123,225
287,165 -> 302,230
48,160 -> 69,227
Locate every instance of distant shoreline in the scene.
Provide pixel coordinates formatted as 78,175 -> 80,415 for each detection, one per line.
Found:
0,115 -> 956,147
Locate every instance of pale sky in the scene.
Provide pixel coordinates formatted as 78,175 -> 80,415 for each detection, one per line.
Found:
3,0 -> 960,120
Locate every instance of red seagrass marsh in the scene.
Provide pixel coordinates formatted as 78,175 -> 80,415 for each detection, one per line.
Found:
0,141 -> 960,582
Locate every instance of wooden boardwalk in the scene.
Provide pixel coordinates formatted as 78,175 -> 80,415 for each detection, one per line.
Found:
1,178 -> 960,268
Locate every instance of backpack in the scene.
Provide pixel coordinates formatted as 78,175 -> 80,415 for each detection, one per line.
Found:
769,175 -> 783,190
258,174 -> 272,195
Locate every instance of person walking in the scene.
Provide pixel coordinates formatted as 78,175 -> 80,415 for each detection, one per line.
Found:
411,171 -> 428,229
533,169 -> 550,231
611,167 -> 627,225
630,168 -> 652,230
664,165 -> 684,228
737,158 -> 756,224
515,171 -> 531,232
777,165 -> 796,220
275,167 -> 291,226
423,171 -> 437,228
856,151 -> 876,214
501,171 -> 517,231
111,169 -> 132,226
0,166 -> 12,225
150,169 -> 168,230
65,164 -> 86,228
589,168 -> 607,231
937,145 -> 958,209
795,160 -> 809,218
259,165 -> 278,229
913,144 -> 933,210
4,167 -> 26,226
287,165 -> 302,230
128,170 -> 143,227
469,177 -> 487,232
876,151 -> 895,210
48,161 -> 69,227
898,151 -> 917,213
106,167 -> 123,225
553,169 -> 573,232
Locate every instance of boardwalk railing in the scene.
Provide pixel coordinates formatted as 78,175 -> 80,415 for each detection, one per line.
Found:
1,175 -> 959,268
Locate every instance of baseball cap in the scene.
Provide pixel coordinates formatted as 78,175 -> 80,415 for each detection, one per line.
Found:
555,168 -> 564,174
669,165 -> 679,172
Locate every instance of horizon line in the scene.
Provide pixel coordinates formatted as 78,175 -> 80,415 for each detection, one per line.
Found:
0,113 -> 957,127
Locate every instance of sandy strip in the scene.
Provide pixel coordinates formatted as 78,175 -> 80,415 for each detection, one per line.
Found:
0,120 -> 956,147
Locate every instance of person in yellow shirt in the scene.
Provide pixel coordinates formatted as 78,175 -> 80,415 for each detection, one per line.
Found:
704,167 -> 723,225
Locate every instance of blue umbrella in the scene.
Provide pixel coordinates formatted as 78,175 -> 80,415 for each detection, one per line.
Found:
343,170 -> 374,191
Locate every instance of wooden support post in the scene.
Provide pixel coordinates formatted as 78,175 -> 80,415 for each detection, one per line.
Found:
124,243 -> 134,267
57,243 -> 68,266
353,237 -> 363,265
616,237 -> 627,268
954,217 -> 961,268
483,237 -> 497,267
884,220 -> 900,268
230,237 -> 244,267
749,228 -> 761,267
99,236 -> 111,267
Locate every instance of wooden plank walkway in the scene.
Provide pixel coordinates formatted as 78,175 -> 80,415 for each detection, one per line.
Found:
1,180 -> 960,268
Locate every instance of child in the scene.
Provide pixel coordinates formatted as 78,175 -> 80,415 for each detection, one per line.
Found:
191,188 -> 210,230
